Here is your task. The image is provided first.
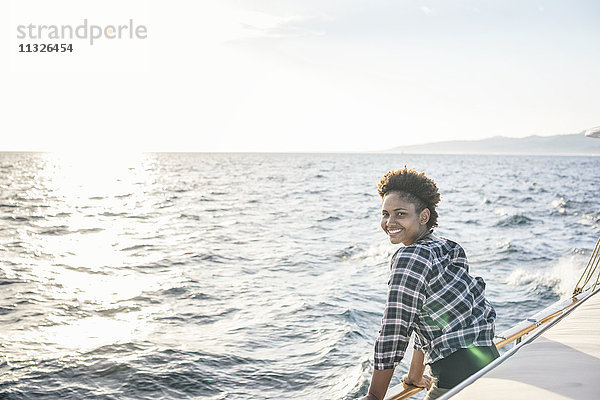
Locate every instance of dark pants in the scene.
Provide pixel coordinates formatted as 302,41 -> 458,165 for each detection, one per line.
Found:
429,345 -> 500,389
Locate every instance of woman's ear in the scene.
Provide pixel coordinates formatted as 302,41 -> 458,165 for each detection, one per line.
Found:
420,208 -> 430,225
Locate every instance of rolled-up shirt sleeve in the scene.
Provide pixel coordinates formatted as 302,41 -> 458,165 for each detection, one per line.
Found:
374,245 -> 431,370
413,330 -> 425,352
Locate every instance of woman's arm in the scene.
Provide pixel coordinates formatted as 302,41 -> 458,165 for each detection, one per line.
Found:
402,350 -> 432,389
363,247 -> 432,399
358,368 -> 394,400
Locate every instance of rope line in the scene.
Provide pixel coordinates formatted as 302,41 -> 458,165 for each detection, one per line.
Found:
573,236 -> 600,295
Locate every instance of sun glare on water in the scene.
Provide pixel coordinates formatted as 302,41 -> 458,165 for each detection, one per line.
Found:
5,150 -> 171,362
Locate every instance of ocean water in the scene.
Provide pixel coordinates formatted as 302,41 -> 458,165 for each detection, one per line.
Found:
0,152 -> 599,399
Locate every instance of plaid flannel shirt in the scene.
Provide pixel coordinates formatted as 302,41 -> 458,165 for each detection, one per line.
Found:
374,235 -> 496,370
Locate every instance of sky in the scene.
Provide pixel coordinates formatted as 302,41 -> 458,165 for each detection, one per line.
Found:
1,0 -> 599,153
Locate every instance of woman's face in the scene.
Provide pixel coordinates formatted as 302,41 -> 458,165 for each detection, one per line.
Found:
380,192 -> 430,246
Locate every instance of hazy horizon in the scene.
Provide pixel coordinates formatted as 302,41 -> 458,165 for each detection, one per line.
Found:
1,130 -> 598,155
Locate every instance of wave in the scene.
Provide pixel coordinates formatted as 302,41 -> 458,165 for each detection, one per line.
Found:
2,216 -> 29,222
75,227 -> 103,234
494,214 -> 534,227
334,242 -> 392,265
317,216 -> 340,222
0,305 -> 16,315
96,305 -> 142,317
551,197 -> 570,215
100,211 -> 127,217
504,252 -> 588,298
576,210 -> 600,227
39,226 -> 71,235
179,213 -> 202,220
495,240 -> 525,254
335,245 -> 362,260
121,244 -> 154,252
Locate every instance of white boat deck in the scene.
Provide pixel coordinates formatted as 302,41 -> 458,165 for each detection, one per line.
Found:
447,289 -> 600,399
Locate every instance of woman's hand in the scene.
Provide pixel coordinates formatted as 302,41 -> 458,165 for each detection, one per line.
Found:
402,373 -> 433,390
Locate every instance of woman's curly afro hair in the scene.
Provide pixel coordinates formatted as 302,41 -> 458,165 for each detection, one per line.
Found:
377,166 -> 441,229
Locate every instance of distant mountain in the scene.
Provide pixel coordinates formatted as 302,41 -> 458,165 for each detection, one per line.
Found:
387,132 -> 600,155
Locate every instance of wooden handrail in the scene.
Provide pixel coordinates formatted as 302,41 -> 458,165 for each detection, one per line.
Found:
385,384 -> 425,400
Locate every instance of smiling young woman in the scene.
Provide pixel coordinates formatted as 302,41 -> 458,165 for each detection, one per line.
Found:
356,167 -> 499,400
